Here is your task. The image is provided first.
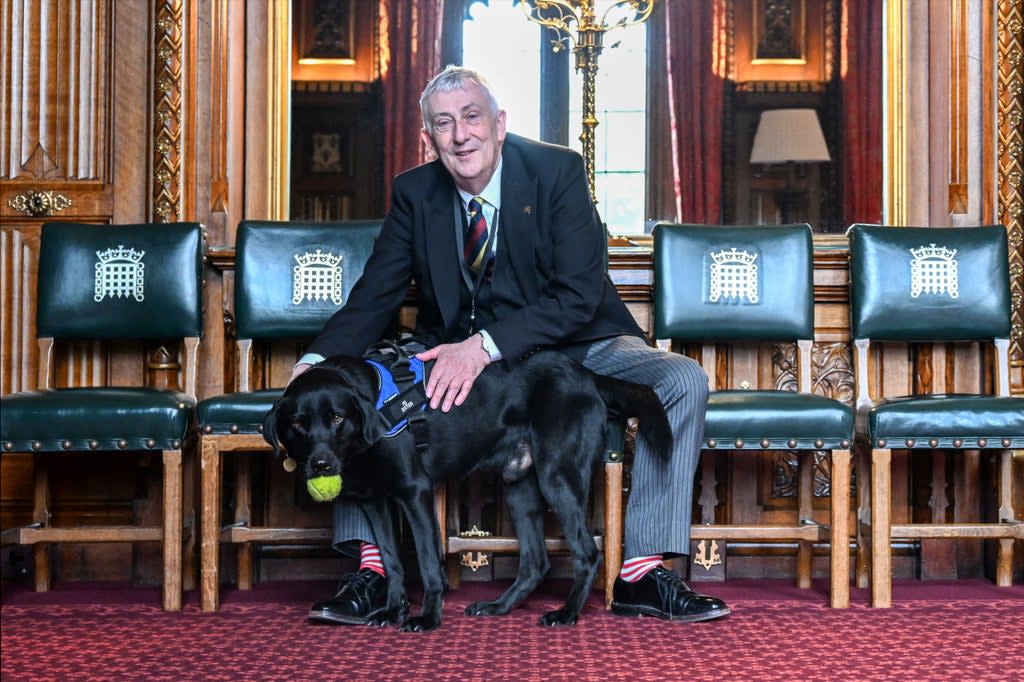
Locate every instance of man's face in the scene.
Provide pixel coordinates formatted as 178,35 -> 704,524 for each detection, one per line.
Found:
421,81 -> 506,195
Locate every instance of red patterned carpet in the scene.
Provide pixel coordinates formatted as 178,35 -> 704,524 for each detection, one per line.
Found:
2,579 -> 1022,681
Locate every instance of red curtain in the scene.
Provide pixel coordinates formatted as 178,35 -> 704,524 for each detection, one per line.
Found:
662,0 -> 726,224
840,0 -> 884,225
378,0 -> 444,209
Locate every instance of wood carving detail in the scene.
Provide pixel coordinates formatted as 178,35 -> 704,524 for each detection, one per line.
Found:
998,1 -> 1024,365
771,341 -> 854,498
153,0 -> 184,222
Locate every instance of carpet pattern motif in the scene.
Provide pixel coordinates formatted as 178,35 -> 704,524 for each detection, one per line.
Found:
3,582 -> 1023,681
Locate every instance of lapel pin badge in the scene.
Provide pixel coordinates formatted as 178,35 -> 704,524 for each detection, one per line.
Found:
523,205 -> 532,215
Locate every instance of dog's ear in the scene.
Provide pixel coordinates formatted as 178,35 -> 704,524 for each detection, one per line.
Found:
262,400 -> 282,457
346,370 -> 389,444
353,393 -> 389,444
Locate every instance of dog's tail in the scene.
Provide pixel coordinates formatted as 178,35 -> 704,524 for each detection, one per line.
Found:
594,375 -> 673,461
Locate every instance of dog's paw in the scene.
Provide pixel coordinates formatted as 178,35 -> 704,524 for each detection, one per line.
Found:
538,609 -> 579,627
464,600 -> 508,617
399,614 -> 441,632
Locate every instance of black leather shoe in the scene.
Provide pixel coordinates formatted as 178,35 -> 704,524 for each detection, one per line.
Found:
308,570 -> 391,625
611,566 -> 730,622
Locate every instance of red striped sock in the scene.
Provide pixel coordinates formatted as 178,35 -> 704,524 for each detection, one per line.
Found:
619,555 -> 663,582
359,542 -> 385,576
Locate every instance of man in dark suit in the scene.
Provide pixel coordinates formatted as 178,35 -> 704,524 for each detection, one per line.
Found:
294,66 -> 729,624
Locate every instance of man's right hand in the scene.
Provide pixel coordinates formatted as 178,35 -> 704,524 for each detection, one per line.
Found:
288,363 -> 311,386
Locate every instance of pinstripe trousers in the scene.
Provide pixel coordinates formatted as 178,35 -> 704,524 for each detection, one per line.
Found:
331,334 -> 708,561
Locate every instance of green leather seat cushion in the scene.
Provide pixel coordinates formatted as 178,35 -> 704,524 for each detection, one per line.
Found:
0,388 -> 195,451
705,390 -> 853,447
868,394 -> 1024,443
196,389 -> 282,435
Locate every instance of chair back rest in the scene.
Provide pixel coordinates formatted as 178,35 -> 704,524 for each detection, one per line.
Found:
653,223 -> 814,342
234,220 -> 383,340
848,224 -> 1011,342
37,222 -> 204,340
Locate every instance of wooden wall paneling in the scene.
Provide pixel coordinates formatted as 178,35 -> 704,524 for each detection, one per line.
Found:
0,226 -> 39,395
1,0 -> 114,222
947,0 -> 969,214
110,0 -> 152,223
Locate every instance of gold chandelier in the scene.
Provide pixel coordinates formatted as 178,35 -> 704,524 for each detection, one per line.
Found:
520,0 -> 656,201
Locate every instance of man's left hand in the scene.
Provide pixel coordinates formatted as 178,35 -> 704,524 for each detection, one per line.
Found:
416,335 -> 491,412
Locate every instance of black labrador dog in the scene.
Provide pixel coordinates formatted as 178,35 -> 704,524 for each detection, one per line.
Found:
263,350 -> 671,632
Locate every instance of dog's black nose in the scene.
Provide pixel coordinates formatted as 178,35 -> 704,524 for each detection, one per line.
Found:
311,457 -> 332,475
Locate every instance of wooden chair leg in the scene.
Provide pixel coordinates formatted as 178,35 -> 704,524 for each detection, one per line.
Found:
796,450 -> 813,589
162,449 -> 184,612
32,454 -> 51,593
235,456 -> 253,590
603,461 -> 623,608
181,446 -> 197,593
870,447 -> 892,608
995,450 -> 1014,586
200,437 -> 222,611
830,449 -> 851,608
855,443 -> 871,589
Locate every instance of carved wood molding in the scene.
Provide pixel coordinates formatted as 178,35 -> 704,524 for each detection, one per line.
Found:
153,0 -> 184,222
997,1 -> 1024,371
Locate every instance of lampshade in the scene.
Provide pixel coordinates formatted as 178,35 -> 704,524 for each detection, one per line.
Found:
749,109 -> 831,164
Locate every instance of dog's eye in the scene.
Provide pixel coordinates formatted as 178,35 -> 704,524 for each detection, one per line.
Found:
331,413 -> 344,425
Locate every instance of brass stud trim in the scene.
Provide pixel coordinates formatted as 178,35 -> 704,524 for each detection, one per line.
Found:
905,439 -> 916,448
31,441 -> 42,451
788,439 -> 798,448
202,425 -> 212,434
953,439 -> 963,448
257,425 -> 264,433
229,424 -> 240,434
814,440 -> 824,449
978,439 -> 988,448
928,438 -> 939,448
877,439 -> 887,448
146,439 -> 157,448
608,451 -> 621,462
1003,439 -> 1012,447
2,442 -> 13,451
760,439 -> 771,448
177,402 -> 187,409
88,440 -> 100,450
840,440 -> 850,448
706,440 -> 717,449
734,439 -> 744,448
117,439 -> 128,449
172,440 -> 181,448
61,440 -> 72,450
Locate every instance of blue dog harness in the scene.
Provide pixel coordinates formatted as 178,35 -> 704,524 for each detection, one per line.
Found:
366,356 -> 430,437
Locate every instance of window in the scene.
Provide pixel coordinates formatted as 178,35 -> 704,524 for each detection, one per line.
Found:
462,2 -> 648,235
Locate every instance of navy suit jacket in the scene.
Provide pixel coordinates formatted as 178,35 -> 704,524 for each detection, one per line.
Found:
306,133 -> 643,365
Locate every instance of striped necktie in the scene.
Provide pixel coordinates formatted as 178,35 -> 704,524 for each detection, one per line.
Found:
464,197 -> 489,273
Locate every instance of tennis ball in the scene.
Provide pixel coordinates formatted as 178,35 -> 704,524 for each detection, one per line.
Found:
307,475 -> 342,502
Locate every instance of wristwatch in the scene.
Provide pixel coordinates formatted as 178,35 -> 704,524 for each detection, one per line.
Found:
479,331 -> 502,362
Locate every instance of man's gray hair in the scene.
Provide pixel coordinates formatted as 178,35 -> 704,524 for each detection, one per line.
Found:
420,65 -> 501,133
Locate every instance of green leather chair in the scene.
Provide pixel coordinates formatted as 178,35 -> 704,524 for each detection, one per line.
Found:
847,224 -> 1023,607
196,219 -> 382,611
653,223 -> 854,608
0,222 -> 204,611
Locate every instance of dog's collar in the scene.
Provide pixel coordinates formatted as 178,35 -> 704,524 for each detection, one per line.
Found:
366,358 -> 429,437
